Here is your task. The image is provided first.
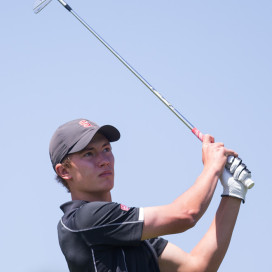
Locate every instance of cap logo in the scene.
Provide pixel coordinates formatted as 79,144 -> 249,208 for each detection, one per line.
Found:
79,120 -> 93,128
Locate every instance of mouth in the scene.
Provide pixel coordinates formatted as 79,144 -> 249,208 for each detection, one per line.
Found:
99,170 -> 113,177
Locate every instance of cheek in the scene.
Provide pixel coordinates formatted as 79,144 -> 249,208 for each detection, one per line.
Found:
81,164 -> 96,177
71,163 -> 96,181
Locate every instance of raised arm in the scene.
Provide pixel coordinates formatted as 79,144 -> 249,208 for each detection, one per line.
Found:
158,197 -> 241,272
141,134 -> 237,240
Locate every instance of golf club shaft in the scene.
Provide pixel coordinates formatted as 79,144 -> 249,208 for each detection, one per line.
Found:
57,0 -> 203,142
57,0 -> 254,189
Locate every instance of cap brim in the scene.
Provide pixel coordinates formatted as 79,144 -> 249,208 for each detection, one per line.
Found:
68,125 -> 120,155
98,125 -> 120,142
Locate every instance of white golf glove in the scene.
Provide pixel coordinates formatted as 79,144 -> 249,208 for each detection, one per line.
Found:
226,156 -> 254,189
220,156 -> 253,203
220,168 -> 247,203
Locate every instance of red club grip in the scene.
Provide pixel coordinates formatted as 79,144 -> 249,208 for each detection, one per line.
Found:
192,128 -> 204,142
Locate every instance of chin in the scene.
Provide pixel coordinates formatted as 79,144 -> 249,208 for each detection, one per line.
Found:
102,179 -> 114,191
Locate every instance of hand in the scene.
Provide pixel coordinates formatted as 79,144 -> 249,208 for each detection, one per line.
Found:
220,169 -> 248,203
226,156 -> 254,189
202,135 -> 238,176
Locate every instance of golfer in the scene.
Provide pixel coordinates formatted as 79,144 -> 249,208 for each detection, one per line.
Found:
49,118 -> 248,272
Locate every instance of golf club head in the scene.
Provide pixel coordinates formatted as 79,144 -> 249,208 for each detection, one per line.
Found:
33,0 -> 53,14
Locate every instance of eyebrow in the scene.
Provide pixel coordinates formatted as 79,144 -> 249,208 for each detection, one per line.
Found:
80,142 -> 110,153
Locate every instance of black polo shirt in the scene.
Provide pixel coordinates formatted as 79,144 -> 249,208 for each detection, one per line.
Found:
58,200 -> 168,272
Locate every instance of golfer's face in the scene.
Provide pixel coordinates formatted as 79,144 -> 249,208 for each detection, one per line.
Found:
68,133 -> 115,194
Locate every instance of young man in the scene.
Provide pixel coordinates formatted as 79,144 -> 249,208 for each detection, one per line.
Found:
49,118 -> 249,272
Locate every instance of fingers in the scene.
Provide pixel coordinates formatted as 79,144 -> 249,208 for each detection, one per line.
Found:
202,134 -> 253,190
203,134 -> 214,144
202,134 -> 239,174
225,157 -> 254,189
202,134 -> 238,157
224,149 -> 238,159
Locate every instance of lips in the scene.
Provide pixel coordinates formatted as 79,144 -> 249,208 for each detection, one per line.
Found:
99,170 -> 112,177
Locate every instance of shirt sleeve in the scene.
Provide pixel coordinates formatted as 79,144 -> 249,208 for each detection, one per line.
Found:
147,237 -> 168,257
65,201 -> 144,247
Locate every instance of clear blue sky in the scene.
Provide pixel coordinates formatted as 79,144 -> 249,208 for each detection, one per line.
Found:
1,1 -> 271,271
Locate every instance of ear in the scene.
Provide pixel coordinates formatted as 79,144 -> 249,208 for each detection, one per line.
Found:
55,163 -> 72,180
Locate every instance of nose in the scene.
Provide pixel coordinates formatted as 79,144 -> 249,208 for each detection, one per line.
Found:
97,153 -> 110,167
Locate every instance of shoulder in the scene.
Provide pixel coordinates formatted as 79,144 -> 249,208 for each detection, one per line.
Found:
60,201 -> 143,231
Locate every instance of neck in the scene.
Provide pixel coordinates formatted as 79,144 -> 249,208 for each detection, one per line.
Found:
71,191 -> 112,202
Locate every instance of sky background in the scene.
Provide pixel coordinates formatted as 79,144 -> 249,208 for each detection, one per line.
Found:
1,0 -> 271,271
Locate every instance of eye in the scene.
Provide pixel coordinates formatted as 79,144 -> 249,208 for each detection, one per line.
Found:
84,151 -> 94,157
103,146 -> 112,153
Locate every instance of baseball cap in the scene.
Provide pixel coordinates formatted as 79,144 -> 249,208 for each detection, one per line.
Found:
49,119 -> 120,170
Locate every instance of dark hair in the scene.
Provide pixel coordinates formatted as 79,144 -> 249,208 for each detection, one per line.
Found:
55,157 -> 71,193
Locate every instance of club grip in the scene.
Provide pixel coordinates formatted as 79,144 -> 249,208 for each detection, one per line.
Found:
242,178 -> 254,189
192,128 -> 204,142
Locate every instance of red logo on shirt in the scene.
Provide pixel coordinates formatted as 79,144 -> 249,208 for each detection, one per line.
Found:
120,204 -> 130,211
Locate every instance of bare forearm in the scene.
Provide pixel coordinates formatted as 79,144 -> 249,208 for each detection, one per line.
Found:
190,197 -> 241,272
142,136 -> 239,239
172,167 -> 220,223
142,168 -> 221,239
170,135 -> 238,230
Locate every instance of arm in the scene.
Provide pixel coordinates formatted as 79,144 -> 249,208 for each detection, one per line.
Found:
158,197 -> 241,272
141,135 -> 238,240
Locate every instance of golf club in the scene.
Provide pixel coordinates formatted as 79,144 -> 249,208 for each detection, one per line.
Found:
33,0 -> 254,189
